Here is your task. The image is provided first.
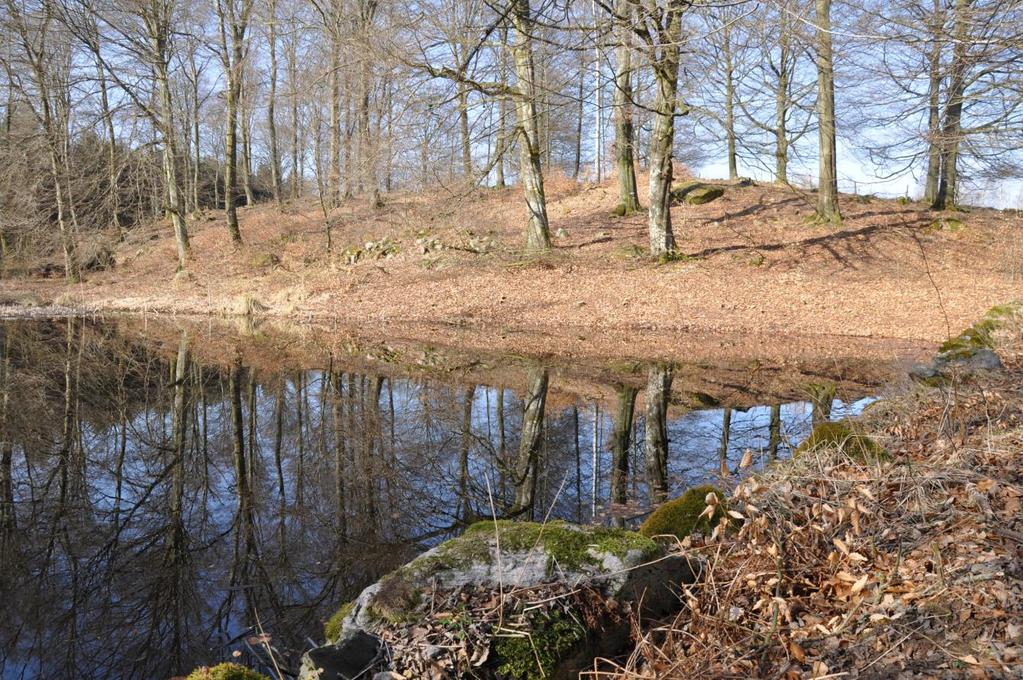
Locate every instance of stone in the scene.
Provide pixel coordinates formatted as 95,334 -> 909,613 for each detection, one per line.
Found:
639,485 -> 727,541
298,629 -> 384,680
912,347 -> 1004,385
312,521 -> 702,680
671,180 -> 726,205
935,347 -> 1003,372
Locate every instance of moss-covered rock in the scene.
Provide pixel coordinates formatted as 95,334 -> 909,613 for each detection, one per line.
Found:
324,601 -> 355,642
671,181 -> 725,205
639,484 -> 727,540
307,520 -> 701,680
929,217 -> 966,233
185,663 -> 269,680
494,609 -> 587,680
911,302 -> 1019,383
386,520 -> 659,587
939,302 -> 1021,357
250,251 -> 280,268
795,420 -> 887,462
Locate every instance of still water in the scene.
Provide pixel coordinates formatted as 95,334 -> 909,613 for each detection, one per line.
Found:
0,317 -> 911,679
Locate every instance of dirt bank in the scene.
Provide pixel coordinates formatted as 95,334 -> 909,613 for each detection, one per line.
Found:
1,174 -> 1019,362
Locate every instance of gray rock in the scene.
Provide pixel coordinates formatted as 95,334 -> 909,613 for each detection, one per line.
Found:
940,347 -> 1003,371
911,348 -> 1003,384
298,629 -> 383,680
310,521 -> 702,679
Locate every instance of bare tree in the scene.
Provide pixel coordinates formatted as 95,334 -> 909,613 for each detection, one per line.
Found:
814,0 -> 841,222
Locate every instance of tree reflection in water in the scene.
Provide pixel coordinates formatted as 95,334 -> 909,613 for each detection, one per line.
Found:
0,318 -> 884,679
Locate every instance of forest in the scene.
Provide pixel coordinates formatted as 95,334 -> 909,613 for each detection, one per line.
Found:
2,1 -> 1023,678
1,0 -> 1021,280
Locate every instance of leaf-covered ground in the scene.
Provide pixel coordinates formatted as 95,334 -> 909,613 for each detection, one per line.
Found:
602,319 -> 1023,678
1,173 -> 1019,362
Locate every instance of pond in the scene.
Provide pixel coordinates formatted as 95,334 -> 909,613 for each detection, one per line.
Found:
0,316 -> 921,679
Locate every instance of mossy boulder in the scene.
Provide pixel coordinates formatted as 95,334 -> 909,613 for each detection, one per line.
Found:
305,520 -> 702,680
324,601 -> 354,642
362,521 -> 661,623
912,302 -> 1021,382
795,421 -> 888,462
493,609 -> 588,680
250,251 -> 281,268
639,484 -> 727,541
939,302 -> 1021,357
929,216 -> 966,233
671,181 -> 725,205
185,663 -> 269,680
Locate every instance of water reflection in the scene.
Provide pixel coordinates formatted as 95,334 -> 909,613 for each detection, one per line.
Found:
0,318 -> 889,679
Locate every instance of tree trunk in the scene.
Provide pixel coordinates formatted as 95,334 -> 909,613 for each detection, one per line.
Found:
169,331 -> 189,563
512,366 -> 548,517
458,84 -> 472,178
647,8 -> 683,257
923,0 -> 943,203
775,8 -> 791,183
768,404 -> 781,461
572,60 -> 584,179
0,335 -> 13,541
809,383 -> 835,427
718,407 -> 732,477
218,0 -> 247,243
933,0 -> 969,211
814,0 -> 841,222
267,0 -> 282,204
610,385 -> 637,508
496,27 -> 509,188
48,144 -> 80,283
643,365 -> 672,505
723,21 -> 738,180
328,34 -> 342,205
457,386 -> 475,520
612,0 -> 640,213
510,0 -> 552,252
241,102 -> 255,206
154,47 -> 190,269
288,36 -> 301,198
189,60 -> 201,215
96,55 -> 122,235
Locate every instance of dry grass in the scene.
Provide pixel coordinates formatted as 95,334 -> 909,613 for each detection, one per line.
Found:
592,321 -> 1023,678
